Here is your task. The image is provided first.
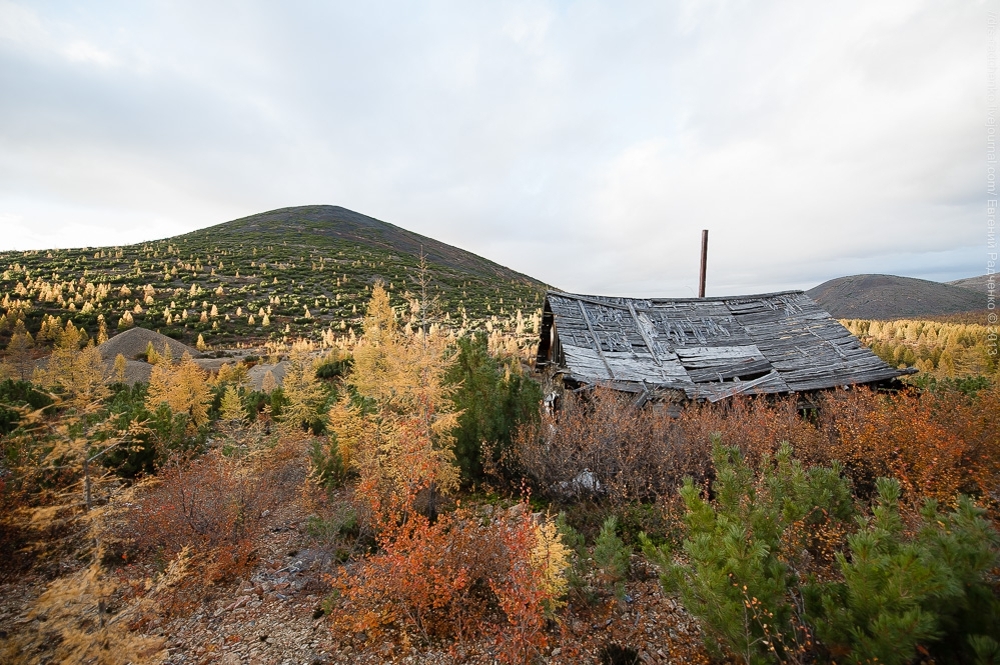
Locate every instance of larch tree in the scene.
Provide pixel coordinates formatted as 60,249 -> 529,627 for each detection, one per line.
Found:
112,353 -> 127,384
279,339 -> 325,433
35,321 -> 106,411
329,282 -> 459,528
219,384 -> 246,425
146,350 -> 211,433
260,369 -> 278,394
4,323 -> 154,660
3,319 -> 35,381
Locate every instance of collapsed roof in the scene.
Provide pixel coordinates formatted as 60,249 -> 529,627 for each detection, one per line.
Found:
535,290 -> 912,402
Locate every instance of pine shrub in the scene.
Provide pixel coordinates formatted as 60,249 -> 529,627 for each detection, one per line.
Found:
445,333 -> 542,486
805,479 -> 1000,665
593,515 -> 630,599
644,438 -> 1000,664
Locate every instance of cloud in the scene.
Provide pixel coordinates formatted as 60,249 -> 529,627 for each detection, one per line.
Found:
0,0 -> 987,295
62,40 -> 116,67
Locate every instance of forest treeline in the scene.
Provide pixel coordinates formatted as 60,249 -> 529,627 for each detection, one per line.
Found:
0,292 -> 998,664
842,318 -> 998,379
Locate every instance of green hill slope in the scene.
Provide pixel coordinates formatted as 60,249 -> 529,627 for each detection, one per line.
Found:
197,205 -> 532,282
0,205 -> 549,349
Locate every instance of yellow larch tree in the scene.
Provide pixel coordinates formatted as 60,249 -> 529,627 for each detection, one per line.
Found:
213,360 -> 250,390
260,369 -> 278,394
328,282 -> 459,526
279,339 -> 325,433
5,323 -> 153,659
35,321 -> 106,411
112,353 -> 127,384
146,351 -> 211,432
219,384 -> 246,425
2,319 -> 35,381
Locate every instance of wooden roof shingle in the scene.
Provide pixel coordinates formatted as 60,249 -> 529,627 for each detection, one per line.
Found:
536,290 -> 911,401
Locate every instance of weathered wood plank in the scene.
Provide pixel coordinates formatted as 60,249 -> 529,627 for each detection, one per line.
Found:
541,289 -> 907,400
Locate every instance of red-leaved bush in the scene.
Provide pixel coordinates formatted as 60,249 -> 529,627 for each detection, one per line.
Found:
512,384 -> 1000,515
116,436 -> 306,584
327,500 -> 568,664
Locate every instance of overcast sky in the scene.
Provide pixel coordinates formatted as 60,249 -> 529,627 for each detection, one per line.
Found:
0,1 -> 992,296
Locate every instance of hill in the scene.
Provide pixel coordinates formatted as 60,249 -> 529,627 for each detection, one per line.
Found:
0,205 -> 549,350
806,274 -> 984,319
195,205 -> 532,283
947,273 -> 996,295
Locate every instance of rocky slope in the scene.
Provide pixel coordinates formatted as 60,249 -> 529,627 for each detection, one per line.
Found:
806,274 -> 984,319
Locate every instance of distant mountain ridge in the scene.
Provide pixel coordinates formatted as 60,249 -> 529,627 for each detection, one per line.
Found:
947,274 -> 996,295
807,274 -> 985,320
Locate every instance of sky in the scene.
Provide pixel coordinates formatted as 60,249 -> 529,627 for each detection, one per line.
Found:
0,1 -> 993,297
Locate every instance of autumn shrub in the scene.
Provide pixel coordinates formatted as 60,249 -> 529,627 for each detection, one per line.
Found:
512,388 -> 717,505
491,505 -> 571,663
814,386 -> 998,507
326,503 -> 570,664
513,387 -> 840,508
518,384 -> 1000,526
121,438 -> 305,583
126,452 -> 260,580
927,382 -> 1000,513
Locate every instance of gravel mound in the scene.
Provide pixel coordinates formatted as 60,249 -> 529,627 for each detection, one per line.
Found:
114,359 -> 153,385
97,327 -> 201,363
193,358 -> 239,373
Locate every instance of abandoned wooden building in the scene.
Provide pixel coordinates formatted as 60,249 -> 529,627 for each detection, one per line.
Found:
535,290 -> 913,403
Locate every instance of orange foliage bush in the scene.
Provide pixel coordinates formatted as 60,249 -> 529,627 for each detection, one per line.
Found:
934,384 -> 1000,507
815,385 -> 1000,508
512,390 -> 704,504
675,394 -> 822,468
514,385 -> 1000,516
327,502 -> 568,664
117,437 -> 306,583
513,388 -> 819,504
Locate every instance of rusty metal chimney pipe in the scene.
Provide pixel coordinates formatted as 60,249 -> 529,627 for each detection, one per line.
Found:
698,229 -> 708,298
